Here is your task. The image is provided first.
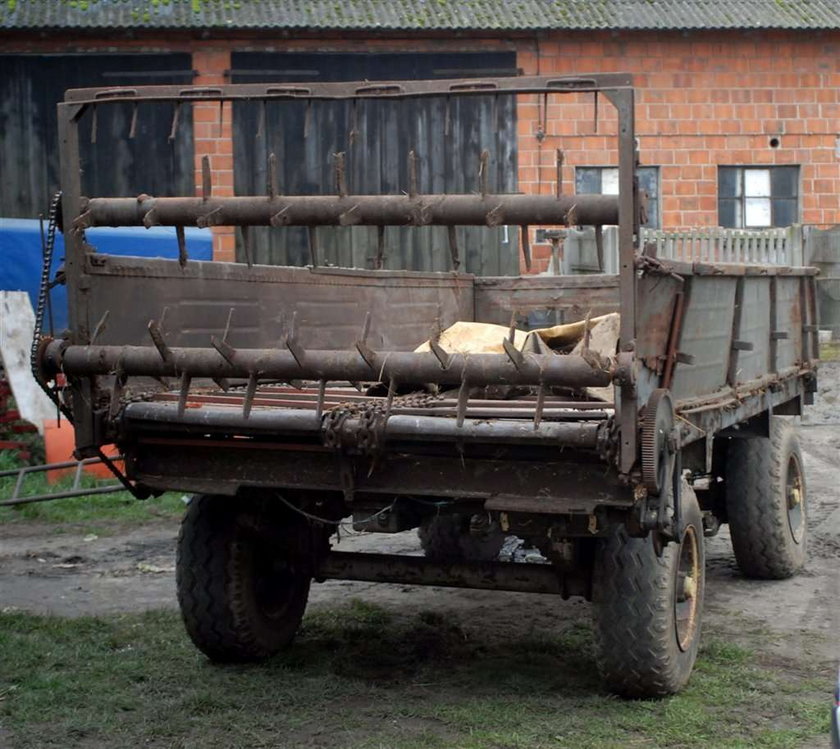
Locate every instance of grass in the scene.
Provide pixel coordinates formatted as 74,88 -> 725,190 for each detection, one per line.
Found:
0,450 -> 184,531
819,341 -> 840,362
0,600 -> 830,749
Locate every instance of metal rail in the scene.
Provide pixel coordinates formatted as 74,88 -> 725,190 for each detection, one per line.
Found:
0,455 -> 124,507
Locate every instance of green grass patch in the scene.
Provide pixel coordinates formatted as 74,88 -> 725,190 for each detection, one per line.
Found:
0,450 -> 184,530
0,602 -> 830,749
819,341 -> 840,361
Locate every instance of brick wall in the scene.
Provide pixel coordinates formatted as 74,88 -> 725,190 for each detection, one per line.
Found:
4,29 -> 839,268
515,29 -> 840,271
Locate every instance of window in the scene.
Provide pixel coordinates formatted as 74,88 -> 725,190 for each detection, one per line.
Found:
575,166 -> 660,228
718,166 -> 798,228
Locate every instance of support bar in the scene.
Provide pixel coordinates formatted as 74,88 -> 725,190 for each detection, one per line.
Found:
315,551 -> 589,598
44,341 -> 613,388
82,193 -> 620,229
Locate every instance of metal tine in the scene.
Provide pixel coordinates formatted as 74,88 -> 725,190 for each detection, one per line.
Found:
520,225 -> 532,272
212,308 -> 237,364
90,310 -> 109,344
593,91 -> 599,134
374,225 -> 385,269
267,152 -> 279,198
223,307 -> 234,342
456,377 -> 470,428
129,103 -> 139,139
177,372 -> 191,416
533,382 -> 547,430
169,102 -> 181,143
315,379 -> 327,420
241,225 -> 254,268
109,370 -> 126,420
218,99 -> 224,139
355,311 -> 377,369
283,311 -> 306,367
555,149 -> 564,197
502,310 -> 525,370
176,225 -> 188,267
595,225 -> 604,272
242,372 -> 258,419
72,459 -> 84,490
384,377 -> 397,421
256,100 -> 266,139
492,94 -> 499,134
201,155 -> 212,200
507,310 -> 517,344
307,226 -> 319,267
479,149 -> 489,198
582,309 -> 592,354
213,377 -> 231,392
447,225 -> 461,271
408,150 -> 418,198
148,317 -> 173,363
90,105 -> 97,144
334,152 -> 347,197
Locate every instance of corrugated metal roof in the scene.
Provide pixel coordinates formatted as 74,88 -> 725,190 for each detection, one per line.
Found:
2,0 -> 840,32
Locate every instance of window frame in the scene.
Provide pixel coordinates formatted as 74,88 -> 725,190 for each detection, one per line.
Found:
717,165 -> 800,229
574,165 -> 660,229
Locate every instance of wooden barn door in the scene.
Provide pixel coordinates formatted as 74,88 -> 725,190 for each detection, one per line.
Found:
232,52 -> 518,275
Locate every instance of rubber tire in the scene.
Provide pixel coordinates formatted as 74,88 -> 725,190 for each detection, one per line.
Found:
725,419 -> 807,579
176,494 -> 312,662
592,481 -> 705,698
418,514 -> 506,562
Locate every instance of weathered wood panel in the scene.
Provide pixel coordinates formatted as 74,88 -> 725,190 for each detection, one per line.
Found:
0,53 -> 194,218
231,52 -> 518,275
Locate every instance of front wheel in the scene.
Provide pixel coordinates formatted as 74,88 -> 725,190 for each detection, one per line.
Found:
592,480 -> 705,698
176,494 -> 316,662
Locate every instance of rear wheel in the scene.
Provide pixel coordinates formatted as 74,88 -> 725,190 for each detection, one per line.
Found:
176,494 -> 316,662
725,418 -> 807,579
592,480 -> 705,698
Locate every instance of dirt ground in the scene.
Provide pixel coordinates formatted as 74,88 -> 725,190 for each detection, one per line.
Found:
1,365 -> 839,684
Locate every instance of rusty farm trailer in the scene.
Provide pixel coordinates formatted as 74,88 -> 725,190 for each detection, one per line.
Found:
34,74 -> 818,697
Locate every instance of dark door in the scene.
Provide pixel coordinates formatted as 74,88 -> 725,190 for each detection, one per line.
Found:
232,52 -> 518,274
0,54 -> 194,218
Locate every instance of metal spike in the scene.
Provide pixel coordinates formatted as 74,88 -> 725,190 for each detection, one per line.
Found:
169,102 -> 181,143
334,152 -> 347,197
177,372 -> 191,416
242,373 -> 258,419
408,150 -> 418,198
218,99 -> 224,139
502,337 -> 525,371
213,377 -> 231,392
593,91 -> 599,134
444,96 -> 451,136
595,225 -> 604,272
211,335 -> 237,365
304,99 -> 312,139
456,377 -> 470,428
90,310 -> 109,344
90,105 -> 97,144
520,225 -> 532,272
109,371 -> 126,419
429,339 -> 452,370
201,156 -> 212,200
176,225 -> 188,267
349,98 -> 359,145
508,310 -> 517,344
533,382 -> 546,430
267,152 -> 278,198
129,103 -> 138,139
143,207 -> 160,229
447,226 -> 461,271
315,379 -> 327,420
384,377 -> 397,420
148,319 -> 172,363
222,308 -> 234,342
355,312 -> 377,369
283,311 -> 306,367
479,149 -> 489,198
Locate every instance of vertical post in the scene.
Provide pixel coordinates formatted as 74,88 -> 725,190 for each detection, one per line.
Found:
58,101 -> 96,449
604,88 -> 637,474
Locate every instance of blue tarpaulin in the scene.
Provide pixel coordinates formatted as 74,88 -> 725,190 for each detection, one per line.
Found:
0,218 -> 213,332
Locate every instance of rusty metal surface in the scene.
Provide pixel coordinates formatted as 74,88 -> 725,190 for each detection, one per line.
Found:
83,193 -> 620,229
474,274 -> 619,326
315,552 -> 589,598
82,256 -> 473,350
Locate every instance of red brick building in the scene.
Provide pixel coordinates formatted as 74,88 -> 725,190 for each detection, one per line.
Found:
2,0 -> 839,269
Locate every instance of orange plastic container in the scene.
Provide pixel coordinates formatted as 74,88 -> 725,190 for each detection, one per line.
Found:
43,419 -> 122,483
